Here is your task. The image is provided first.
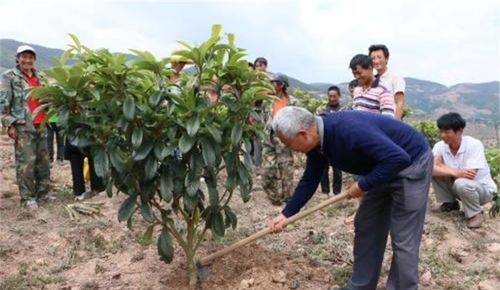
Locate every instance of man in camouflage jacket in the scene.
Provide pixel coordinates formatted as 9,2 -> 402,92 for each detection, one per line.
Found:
0,45 -> 51,209
262,73 -> 301,205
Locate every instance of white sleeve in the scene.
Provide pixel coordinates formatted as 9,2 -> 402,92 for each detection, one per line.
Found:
393,75 -> 405,94
464,141 -> 487,169
432,142 -> 444,157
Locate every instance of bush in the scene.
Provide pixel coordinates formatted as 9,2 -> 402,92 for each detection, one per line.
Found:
407,120 -> 440,147
33,25 -> 273,286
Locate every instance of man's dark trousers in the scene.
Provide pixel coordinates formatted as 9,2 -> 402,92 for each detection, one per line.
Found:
347,150 -> 433,290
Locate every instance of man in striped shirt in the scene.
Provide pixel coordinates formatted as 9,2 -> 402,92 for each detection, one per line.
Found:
349,54 -> 395,117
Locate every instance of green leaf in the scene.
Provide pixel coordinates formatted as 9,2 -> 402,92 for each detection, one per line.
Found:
227,33 -> 235,46
30,87 -> 62,100
123,96 -> 135,121
201,138 -> 216,168
184,173 -> 200,197
93,147 -> 109,178
134,140 -> 154,161
68,33 -> 82,49
206,182 -> 219,207
239,181 -> 251,202
153,141 -> 169,160
211,24 -> 222,38
46,67 -> 69,85
230,124 -> 243,146
211,211 -> 225,237
157,227 -> 174,263
132,127 -> 143,149
224,207 -> 238,229
207,126 -> 222,143
186,115 -> 200,137
238,163 -> 250,186
109,148 -> 126,173
225,174 -> 237,192
118,196 -> 137,222
140,202 -> 154,223
149,90 -> 163,108
179,133 -> 195,153
142,224 -> 155,245
144,154 -> 158,180
159,170 -> 173,202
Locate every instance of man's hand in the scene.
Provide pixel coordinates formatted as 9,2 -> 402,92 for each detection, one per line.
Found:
347,182 -> 365,199
270,213 -> 287,233
454,168 -> 477,180
7,126 -> 17,140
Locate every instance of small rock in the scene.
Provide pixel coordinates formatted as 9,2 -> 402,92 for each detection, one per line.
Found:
239,278 -> 254,289
288,279 -> 300,289
423,238 -> 433,248
35,258 -> 45,266
130,252 -> 145,262
95,263 -> 107,274
478,280 -> 495,290
272,270 -> 287,284
420,270 -> 432,287
485,243 -> 500,253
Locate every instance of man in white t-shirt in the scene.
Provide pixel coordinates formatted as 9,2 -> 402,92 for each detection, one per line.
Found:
432,112 -> 497,228
369,44 -> 406,120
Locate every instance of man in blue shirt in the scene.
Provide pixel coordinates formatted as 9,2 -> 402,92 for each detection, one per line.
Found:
320,85 -> 344,195
269,106 -> 432,290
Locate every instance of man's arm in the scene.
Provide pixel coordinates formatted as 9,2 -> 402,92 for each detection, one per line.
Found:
394,92 -> 404,120
281,149 -> 326,217
432,154 -> 477,179
270,149 -> 325,232
0,72 -> 18,139
379,89 -> 396,117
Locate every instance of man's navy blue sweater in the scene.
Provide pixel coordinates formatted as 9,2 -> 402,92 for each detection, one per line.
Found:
282,111 -> 429,217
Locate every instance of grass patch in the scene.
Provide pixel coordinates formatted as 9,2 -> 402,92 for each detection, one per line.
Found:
51,246 -> 79,273
329,265 -> 351,287
466,261 -> 491,279
81,281 -> 100,290
430,223 -> 449,241
0,271 -> 65,289
421,251 -> 454,276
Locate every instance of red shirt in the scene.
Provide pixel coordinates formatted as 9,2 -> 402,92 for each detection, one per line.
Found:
23,71 -> 45,125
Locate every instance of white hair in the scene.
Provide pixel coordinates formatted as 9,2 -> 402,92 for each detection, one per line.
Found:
271,106 -> 316,138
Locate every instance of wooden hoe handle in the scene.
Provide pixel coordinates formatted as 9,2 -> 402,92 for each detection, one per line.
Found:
198,191 -> 349,266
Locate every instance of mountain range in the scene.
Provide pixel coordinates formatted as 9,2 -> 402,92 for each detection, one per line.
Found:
1,38 -> 498,123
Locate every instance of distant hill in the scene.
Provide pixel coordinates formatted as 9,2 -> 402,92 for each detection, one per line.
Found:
1,39 -> 498,123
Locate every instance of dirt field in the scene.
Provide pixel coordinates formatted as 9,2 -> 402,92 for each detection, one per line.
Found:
0,131 -> 499,290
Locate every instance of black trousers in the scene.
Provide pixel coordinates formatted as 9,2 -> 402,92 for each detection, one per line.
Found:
47,122 -> 64,161
64,141 -> 105,195
320,165 -> 342,194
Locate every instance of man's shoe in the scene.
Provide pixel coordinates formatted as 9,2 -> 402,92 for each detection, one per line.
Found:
41,193 -> 57,203
439,202 -> 460,212
467,213 -> 483,228
74,190 -> 100,201
74,191 -> 89,201
25,199 -> 38,209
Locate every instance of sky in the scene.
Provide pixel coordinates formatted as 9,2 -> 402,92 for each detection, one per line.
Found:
1,0 -> 498,86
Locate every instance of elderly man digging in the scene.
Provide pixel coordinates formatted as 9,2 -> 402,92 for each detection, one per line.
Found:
269,106 -> 432,290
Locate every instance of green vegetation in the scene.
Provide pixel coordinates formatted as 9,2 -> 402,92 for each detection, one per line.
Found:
291,88 -> 326,113
407,120 -> 440,147
486,147 -> 500,217
33,25 -> 272,286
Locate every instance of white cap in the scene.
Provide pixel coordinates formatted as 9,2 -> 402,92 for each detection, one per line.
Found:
16,45 -> 36,55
